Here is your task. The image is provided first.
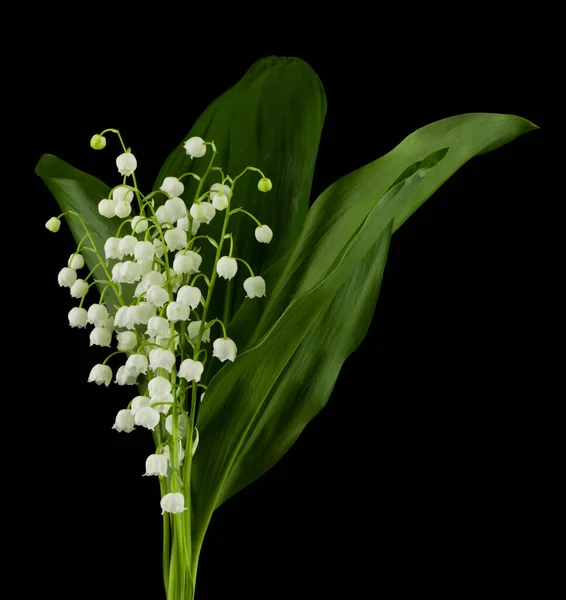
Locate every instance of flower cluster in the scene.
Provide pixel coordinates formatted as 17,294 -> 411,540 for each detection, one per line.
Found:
46,131 -> 273,514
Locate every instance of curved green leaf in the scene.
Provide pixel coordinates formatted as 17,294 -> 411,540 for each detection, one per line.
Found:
154,56 -> 327,322
35,154 -> 125,305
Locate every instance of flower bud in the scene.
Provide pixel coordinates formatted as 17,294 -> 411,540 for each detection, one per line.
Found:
58,267 -> 77,288
90,134 -> 107,150
112,409 -> 135,433
166,302 -> 190,323
115,365 -> 138,385
104,237 -> 121,259
125,354 -> 149,377
148,376 -> 172,401
165,413 -> 189,438
149,348 -> 176,373
98,199 -> 116,218
144,454 -> 168,477
160,492 -> 187,514
160,176 -> 185,198
147,316 -> 170,338
131,216 -> 148,233
117,331 -> 137,351
173,252 -> 194,275
213,337 -> 237,362
113,186 -> 134,203
68,306 -> 88,328
243,276 -> 266,299
90,326 -> 112,347
164,228 -> 187,252
70,279 -> 89,298
183,137 -> 206,159
258,177 -> 273,192
88,364 -> 112,386
176,285 -> 202,309
216,256 -> 237,280
45,217 -> 61,232
134,406 -> 160,430
255,224 -> 273,243
68,253 -> 85,270
131,395 -> 151,416
178,358 -> 204,382
187,321 -> 210,343
114,200 -> 132,218
116,152 -> 138,176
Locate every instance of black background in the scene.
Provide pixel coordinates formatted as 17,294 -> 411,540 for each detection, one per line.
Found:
23,16 -> 555,600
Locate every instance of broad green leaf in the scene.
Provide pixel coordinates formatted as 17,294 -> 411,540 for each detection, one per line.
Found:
154,56 -> 327,323
35,154 -> 126,306
191,113 -> 536,550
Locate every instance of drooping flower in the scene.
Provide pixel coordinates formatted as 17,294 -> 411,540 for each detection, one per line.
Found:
178,358 -> 204,382
131,396 -> 152,416
149,348 -> 176,373
118,235 -> 138,257
131,216 -> 148,233
134,406 -> 160,430
68,253 -> 85,270
212,337 -> 238,362
243,276 -> 266,298
87,304 -> 109,327
114,306 -> 134,329
88,364 -> 112,386
116,152 -> 138,176
125,354 -> 149,377
115,365 -> 138,385
166,302 -> 190,323
135,271 -> 165,298
210,183 -> 232,199
255,224 -> 273,243
68,307 -> 88,328
216,256 -> 237,280
104,237 -> 121,259
164,228 -> 187,252
147,316 -> 170,338
183,137 -> 206,159
187,321 -> 210,343
146,285 -> 169,307
58,267 -> 77,288
156,204 -> 172,225
113,186 -> 134,203
45,217 -> 61,232
186,250 -> 202,272
162,441 -> 185,467
173,252 -> 194,275
165,413 -> 189,438
114,200 -> 132,218
148,376 -> 172,401
189,202 -> 215,224
98,199 -> 116,218
134,241 -> 155,262
160,176 -> 185,198
164,197 -> 187,222
112,409 -> 135,433
212,193 -> 228,211
90,326 -> 112,347
160,492 -> 187,514
150,393 -> 173,414
117,331 -> 137,351
118,261 -> 142,284
176,285 -> 202,309
144,454 -> 168,477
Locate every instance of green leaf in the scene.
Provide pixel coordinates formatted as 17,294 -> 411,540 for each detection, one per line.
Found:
154,56 -> 327,322
35,154 -> 126,306
191,113 -> 536,550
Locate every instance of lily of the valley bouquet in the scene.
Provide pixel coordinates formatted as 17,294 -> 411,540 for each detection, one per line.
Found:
37,57 -> 536,599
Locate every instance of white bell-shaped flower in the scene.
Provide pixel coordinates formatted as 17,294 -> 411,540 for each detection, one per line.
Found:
98,199 -> 116,218
114,200 -> 132,219
134,406 -> 160,430
112,262 -> 124,282
147,316 -> 170,338
138,259 -> 154,276
150,392 -> 173,414
176,285 -> 202,308
148,376 -> 172,401
166,302 -> 190,322
183,137 -> 206,159
112,409 -> 135,433
45,217 -> 61,232
134,241 -> 155,262
187,321 -> 210,343
177,216 -> 189,232
210,182 -> 232,199
191,219 -> 201,235
115,365 -> 138,385
255,224 -> 273,243
90,326 -> 112,347
88,364 -> 112,386
243,276 -> 266,298
137,270 -> 165,294
125,353 -> 149,376
104,237 -> 121,259
131,395 -> 151,416
189,203 -> 206,222
164,228 -> 187,252
117,331 -> 137,351
164,197 -> 187,222
160,176 -> 185,198
162,441 -> 185,466
173,252 -> 194,275
87,303 -> 109,327
153,238 -> 165,259
114,306 -> 134,330
113,186 -> 134,203
186,250 -> 202,272
116,152 -> 137,176
146,285 -> 169,307
165,413 -> 189,438
155,204 -> 173,226
118,235 -> 138,257
216,256 -> 237,280
119,261 -> 142,284
68,307 -> 88,328
68,253 -> 85,270
131,216 -> 148,233
178,358 -> 204,382
149,348 -> 176,373
58,267 -> 77,288
212,193 -> 228,211
144,454 -> 168,477
70,279 -> 89,298
160,492 -> 187,514
213,337 -> 237,362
